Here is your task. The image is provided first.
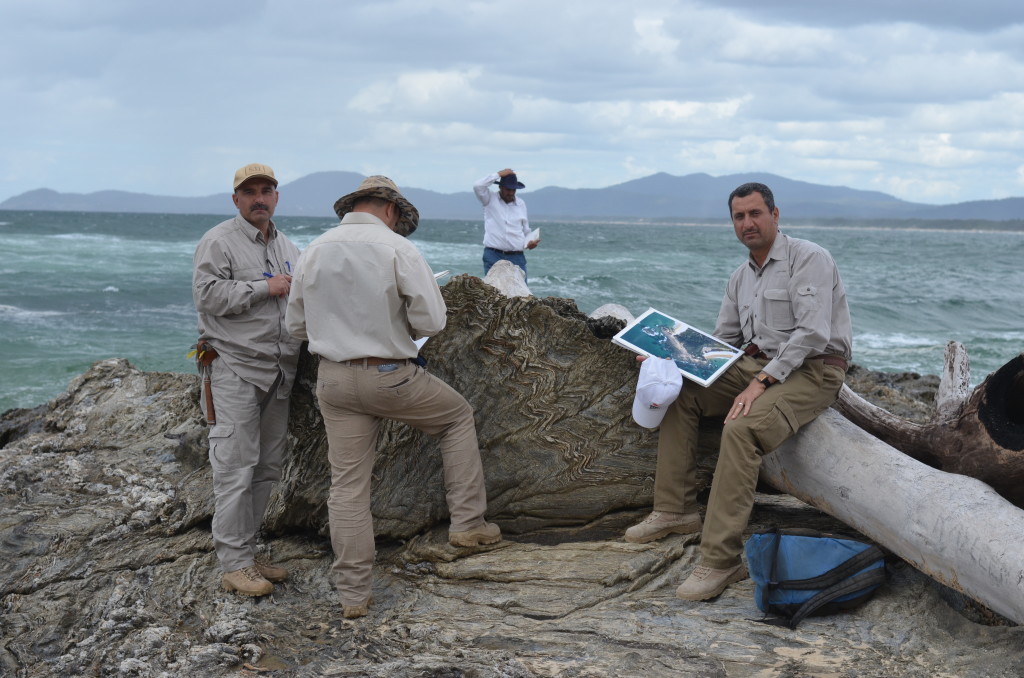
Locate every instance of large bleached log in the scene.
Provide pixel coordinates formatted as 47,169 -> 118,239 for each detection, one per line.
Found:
835,343 -> 1024,506
761,410 -> 1024,625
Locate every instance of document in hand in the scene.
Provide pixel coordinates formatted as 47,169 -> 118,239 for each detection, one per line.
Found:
525,228 -> 540,247
612,307 -> 742,387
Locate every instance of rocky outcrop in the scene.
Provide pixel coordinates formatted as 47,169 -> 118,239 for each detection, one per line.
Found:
1,276 -> 1022,677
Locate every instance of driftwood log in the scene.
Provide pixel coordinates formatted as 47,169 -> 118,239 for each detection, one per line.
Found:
835,342 -> 1024,506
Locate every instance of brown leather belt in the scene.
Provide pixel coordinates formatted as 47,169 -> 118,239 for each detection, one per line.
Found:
343,357 -> 410,367
811,354 -> 848,371
743,343 -> 769,360
485,246 -> 523,255
744,343 -> 848,371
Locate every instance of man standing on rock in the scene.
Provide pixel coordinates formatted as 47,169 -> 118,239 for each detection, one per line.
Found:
192,163 -> 302,597
474,168 -> 538,279
285,176 -> 501,619
625,182 -> 852,601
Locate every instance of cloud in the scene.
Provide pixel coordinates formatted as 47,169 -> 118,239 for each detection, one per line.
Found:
2,0 -> 1024,205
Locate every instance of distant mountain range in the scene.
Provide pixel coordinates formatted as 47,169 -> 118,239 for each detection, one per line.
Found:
3,170 -> 1024,222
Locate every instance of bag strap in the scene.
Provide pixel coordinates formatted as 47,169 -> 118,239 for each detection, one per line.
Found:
762,526 -> 783,615
785,567 -> 887,628
773,545 -> 885,591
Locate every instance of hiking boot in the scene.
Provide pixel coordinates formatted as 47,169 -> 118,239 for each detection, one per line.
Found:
675,563 -> 748,601
222,565 -> 273,597
342,595 -> 374,619
624,511 -> 702,543
254,557 -> 288,583
449,521 -> 502,547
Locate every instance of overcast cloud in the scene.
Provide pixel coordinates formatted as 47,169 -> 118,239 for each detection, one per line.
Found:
2,0 -> 1023,204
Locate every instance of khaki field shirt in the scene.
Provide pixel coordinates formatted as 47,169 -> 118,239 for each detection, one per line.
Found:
285,212 -> 446,362
714,232 -> 853,383
193,215 -> 302,395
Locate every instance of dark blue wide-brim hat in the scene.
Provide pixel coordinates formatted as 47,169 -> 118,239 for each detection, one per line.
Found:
497,173 -> 525,190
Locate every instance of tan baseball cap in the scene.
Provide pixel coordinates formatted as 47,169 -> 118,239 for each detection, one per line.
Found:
232,163 -> 277,190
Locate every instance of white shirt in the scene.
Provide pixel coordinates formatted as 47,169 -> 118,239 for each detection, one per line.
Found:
285,212 -> 447,362
473,172 -> 531,251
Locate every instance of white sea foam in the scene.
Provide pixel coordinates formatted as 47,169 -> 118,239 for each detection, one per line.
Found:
103,286 -> 119,293
0,305 -> 65,318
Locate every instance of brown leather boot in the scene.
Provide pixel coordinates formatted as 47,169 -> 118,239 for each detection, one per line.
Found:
449,521 -> 502,547
221,565 -> 273,597
254,557 -> 288,583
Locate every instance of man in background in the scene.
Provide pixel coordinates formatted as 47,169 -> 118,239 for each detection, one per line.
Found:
286,175 -> 501,620
624,182 -> 852,602
192,162 -> 301,596
474,168 -> 538,279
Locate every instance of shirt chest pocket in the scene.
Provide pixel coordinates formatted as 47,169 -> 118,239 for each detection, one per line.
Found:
763,288 -> 796,331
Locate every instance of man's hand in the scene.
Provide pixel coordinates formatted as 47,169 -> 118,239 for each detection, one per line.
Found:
497,168 -> 514,177
727,380 -> 769,420
266,274 -> 292,297
526,238 -> 540,250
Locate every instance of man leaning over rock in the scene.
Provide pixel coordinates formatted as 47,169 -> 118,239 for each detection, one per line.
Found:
285,176 -> 501,620
625,182 -> 853,601
192,163 -> 302,596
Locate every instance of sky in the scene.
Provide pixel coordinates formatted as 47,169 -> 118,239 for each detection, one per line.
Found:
3,0 -> 1024,205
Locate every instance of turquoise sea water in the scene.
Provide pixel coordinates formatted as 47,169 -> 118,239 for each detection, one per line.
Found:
1,210 -> 1022,412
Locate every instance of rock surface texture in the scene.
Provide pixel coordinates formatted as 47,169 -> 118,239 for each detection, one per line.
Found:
1,276 -> 1021,677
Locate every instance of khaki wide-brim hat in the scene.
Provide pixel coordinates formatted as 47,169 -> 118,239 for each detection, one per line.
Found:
333,175 -> 420,237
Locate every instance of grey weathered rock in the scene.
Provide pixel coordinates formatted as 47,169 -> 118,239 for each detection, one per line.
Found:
1,276 -> 1022,677
482,259 -> 532,298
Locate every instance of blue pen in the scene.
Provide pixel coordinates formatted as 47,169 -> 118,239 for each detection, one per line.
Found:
263,272 -> 273,278
286,261 -> 292,273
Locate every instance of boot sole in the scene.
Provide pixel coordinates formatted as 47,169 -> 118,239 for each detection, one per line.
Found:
675,565 -> 748,601
623,521 -> 702,544
448,534 -> 502,547
222,583 -> 273,597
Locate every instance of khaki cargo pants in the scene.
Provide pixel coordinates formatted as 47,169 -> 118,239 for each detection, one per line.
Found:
201,361 -> 290,573
653,355 -> 845,569
316,359 -> 490,607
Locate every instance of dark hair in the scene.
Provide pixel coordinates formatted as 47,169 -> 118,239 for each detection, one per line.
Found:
728,182 -> 775,214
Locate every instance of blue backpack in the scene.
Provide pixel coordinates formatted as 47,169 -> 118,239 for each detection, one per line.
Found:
745,527 -> 886,628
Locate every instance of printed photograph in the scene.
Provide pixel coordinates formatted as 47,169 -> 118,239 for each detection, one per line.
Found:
612,308 -> 742,387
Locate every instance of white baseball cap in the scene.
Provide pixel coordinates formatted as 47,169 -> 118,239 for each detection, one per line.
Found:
632,357 -> 683,429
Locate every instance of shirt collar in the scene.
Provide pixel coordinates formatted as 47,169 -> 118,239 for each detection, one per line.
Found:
234,214 -> 277,244
340,211 -> 391,229
748,231 -> 789,271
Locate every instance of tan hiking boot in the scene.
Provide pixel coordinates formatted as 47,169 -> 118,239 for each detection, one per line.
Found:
254,557 -> 288,583
624,511 -> 702,543
449,521 -> 502,547
222,565 -> 273,597
675,563 -> 748,601
342,595 -> 374,619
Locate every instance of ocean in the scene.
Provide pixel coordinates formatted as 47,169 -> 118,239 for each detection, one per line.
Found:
2,210 -> 1022,413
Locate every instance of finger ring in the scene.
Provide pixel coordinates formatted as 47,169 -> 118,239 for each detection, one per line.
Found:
737,402 -> 744,406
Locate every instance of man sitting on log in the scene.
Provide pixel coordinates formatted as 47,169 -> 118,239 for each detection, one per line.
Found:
284,176 -> 502,620
625,182 -> 853,601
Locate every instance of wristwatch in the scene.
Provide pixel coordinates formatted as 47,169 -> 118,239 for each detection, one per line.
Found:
755,372 -> 773,388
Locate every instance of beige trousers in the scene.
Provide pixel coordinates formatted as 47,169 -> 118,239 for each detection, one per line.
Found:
653,355 -> 845,569
316,359 -> 489,606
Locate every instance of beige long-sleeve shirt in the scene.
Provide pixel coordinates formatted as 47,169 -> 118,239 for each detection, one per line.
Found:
192,215 -> 302,395
714,232 -> 853,383
285,212 -> 446,362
